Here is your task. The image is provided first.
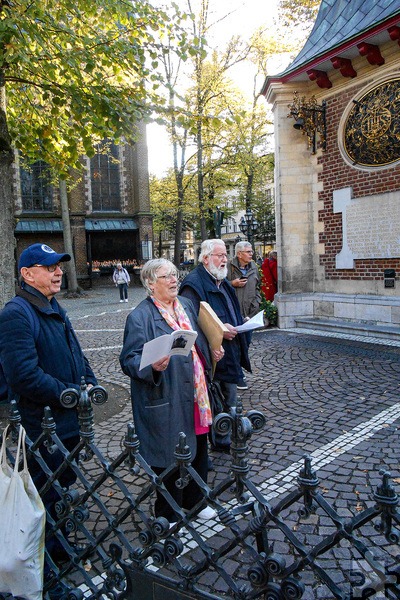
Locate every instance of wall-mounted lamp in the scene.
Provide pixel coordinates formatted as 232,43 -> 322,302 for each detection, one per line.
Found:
288,92 -> 327,154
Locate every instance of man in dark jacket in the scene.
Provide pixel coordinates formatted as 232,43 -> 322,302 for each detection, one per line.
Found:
227,240 -> 262,390
179,239 -> 250,426
0,243 -> 97,597
227,241 -> 261,320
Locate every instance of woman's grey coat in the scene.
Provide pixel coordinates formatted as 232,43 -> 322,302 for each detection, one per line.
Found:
119,296 -> 211,468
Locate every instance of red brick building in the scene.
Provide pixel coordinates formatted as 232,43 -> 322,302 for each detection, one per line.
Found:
262,0 -> 400,331
14,122 -> 152,287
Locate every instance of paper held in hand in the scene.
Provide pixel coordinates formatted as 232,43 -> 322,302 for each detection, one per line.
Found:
198,302 -> 229,351
139,329 -> 198,371
235,310 -> 265,332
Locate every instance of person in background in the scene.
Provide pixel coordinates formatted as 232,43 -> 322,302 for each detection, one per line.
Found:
120,258 -> 224,524
179,239 -> 251,442
0,243 -> 98,599
261,251 -> 278,302
113,261 -> 130,303
227,240 -> 261,390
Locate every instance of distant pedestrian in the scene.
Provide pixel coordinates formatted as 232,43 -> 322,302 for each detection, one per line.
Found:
261,251 -> 277,302
113,262 -> 130,302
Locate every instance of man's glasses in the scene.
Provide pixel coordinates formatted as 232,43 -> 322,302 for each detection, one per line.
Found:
32,263 -> 64,273
156,272 -> 178,281
210,253 -> 228,259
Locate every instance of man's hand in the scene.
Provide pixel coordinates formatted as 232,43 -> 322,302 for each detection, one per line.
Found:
212,346 -> 225,361
223,323 -> 237,340
232,277 -> 247,288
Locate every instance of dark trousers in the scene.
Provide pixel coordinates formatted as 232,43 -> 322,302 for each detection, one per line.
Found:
216,380 -> 237,408
118,283 -> 128,300
153,433 -> 208,522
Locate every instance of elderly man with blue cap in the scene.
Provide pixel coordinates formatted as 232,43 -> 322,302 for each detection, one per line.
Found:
0,243 -> 98,597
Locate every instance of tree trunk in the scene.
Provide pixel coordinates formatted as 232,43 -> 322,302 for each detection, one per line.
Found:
0,83 -> 16,307
158,230 -> 162,258
197,118 -> 207,241
59,178 -> 79,294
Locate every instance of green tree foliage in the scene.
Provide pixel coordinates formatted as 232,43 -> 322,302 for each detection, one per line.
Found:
0,0 -> 174,172
149,171 -> 197,257
150,1 -> 299,258
0,0 -> 192,302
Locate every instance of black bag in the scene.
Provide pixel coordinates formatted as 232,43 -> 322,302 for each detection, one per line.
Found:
207,379 -> 231,451
208,380 -> 225,416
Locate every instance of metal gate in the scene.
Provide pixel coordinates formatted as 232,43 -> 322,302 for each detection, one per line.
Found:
0,384 -> 399,599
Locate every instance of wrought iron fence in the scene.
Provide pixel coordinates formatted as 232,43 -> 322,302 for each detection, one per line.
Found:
0,383 -> 399,600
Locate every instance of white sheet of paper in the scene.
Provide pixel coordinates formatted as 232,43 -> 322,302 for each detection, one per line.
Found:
139,329 -> 198,370
235,310 -> 265,333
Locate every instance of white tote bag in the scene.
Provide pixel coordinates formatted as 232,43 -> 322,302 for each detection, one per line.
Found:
0,425 -> 45,600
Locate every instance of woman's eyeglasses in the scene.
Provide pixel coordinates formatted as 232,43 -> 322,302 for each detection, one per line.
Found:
156,272 -> 178,281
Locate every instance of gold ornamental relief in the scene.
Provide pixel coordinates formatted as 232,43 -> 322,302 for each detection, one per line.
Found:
360,106 -> 391,141
343,78 -> 400,167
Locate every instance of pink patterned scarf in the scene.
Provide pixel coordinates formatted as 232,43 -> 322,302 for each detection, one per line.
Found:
151,297 -> 212,427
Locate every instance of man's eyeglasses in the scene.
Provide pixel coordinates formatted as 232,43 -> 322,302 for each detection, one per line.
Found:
31,263 -> 64,273
156,272 -> 178,281
210,253 -> 228,259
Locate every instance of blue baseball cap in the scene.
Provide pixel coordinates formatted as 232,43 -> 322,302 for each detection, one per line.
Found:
18,243 -> 71,271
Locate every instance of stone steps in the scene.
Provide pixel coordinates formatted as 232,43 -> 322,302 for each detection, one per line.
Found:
294,317 -> 400,342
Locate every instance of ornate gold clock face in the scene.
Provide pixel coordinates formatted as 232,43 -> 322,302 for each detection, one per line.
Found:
343,78 -> 400,168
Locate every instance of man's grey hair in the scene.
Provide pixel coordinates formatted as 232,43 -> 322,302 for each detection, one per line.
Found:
235,241 -> 252,256
140,258 -> 177,295
198,239 -> 226,263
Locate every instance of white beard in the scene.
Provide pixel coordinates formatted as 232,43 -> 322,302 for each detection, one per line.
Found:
208,263 -> 228,281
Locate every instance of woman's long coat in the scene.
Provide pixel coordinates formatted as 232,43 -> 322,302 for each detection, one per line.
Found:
119,296 -> 211,468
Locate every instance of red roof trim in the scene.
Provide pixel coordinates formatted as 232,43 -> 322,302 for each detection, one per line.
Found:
276,14 -> 400,84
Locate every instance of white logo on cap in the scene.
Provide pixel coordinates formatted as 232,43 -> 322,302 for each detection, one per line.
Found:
41,244 -> 56,254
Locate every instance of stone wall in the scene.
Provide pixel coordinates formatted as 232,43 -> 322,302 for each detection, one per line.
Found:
266,38 -> 400,327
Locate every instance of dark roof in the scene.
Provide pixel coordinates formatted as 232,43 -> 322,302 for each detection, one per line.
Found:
15,219 -> 63,233
264,0 -> 400,87
85,219 -> 138,231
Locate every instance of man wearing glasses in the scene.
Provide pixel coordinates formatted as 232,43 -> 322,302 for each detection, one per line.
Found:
180,239 -> 250,450
0,243 -> 97,597
227,241 -> 261,390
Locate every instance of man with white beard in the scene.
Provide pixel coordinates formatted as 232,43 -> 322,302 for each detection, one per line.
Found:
180,240 -> 251,449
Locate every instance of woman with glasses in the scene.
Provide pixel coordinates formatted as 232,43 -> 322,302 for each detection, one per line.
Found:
120,258 -> 224,525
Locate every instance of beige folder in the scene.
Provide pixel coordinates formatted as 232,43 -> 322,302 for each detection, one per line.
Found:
198,302 -> 229,374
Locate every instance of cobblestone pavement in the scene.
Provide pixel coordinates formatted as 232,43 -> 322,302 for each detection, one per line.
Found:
3,284 -> 400,598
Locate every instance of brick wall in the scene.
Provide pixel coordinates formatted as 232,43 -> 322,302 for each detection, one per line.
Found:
318,82 -> 400,280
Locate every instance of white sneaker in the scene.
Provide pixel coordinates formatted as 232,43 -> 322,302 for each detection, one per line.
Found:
119,300 -> 124,303
125,299 -> 128,302
197,506 -> 217,520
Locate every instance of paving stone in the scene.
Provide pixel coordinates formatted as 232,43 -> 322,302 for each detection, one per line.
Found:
2,284 -> 399,598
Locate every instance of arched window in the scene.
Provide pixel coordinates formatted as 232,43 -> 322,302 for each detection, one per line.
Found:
90,142 -> 121,211
20,160 -> 53,212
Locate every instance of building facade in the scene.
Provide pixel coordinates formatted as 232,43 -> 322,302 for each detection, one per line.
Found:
14,122 -> 152,287
262,0 -> 400,329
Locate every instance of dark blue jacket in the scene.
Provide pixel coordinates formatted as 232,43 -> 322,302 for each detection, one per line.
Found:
0,286 -> 97,440
179,264 -> 251,383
